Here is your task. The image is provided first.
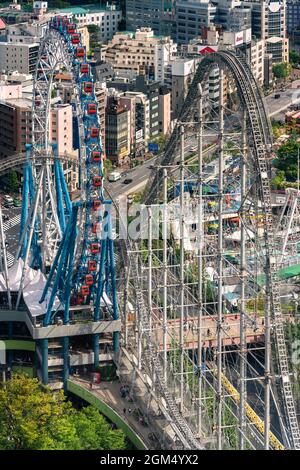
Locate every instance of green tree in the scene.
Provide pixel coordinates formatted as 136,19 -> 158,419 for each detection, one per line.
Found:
271,170 -> 285,189
274,139 -> 300,181
72,407 -> 125,450
0,376 -> 126,450
87,24 -> 101,50
8,170 -> 19,192
104,158 -> 113,175
273,62 -> 292,81
289,50 -> 300,64
0,375 -> 77,450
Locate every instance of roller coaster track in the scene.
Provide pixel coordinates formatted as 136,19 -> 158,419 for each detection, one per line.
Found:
141,51 -> 300,449
125,246 -> 204,450
206,362 -> 284,450
0,153 -> 79,177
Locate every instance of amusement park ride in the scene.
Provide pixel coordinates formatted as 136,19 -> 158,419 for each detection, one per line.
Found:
0,16 -> 300,450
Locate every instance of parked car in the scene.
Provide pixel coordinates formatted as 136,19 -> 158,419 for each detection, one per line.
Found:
13,198 -> 22,207
3,195 -> 14,207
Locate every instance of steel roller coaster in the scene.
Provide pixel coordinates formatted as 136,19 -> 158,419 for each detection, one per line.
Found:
0,16 -> 299,450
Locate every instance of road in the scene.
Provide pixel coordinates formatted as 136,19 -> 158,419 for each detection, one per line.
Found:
0,204 -> 21,267
265,81 -> 300,120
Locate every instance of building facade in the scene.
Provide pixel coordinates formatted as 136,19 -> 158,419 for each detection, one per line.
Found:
105,96 -> 130,165
286,0 -> 300,34
101,28 -> 177,79
0,42 -> 39,74
175,0 -> 217,44
56,5 -> 121,43
243,0 -> 288,63
0,96 -> 32,159
126,0 -> 175,37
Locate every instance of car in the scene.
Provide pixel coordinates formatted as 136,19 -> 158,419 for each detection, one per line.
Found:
4,194 -> 13,203
123,178 -> 133,184
3,214 -> 9,222
274,93 -> 281,99
13,198 -> 22,207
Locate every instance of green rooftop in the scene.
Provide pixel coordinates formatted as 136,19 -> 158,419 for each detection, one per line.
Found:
56,5 -> 120,15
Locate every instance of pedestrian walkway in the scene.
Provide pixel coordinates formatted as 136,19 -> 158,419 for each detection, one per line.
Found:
68,377 -> 163,449
2,213 -> 20,232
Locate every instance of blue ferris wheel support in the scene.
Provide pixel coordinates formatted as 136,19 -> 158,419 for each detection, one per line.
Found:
17,15 -> 120,384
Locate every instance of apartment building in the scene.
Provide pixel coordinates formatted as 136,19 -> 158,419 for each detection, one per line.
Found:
105,96 -> 130,165
95,84 -> 107,155
120,91 -> 150,156
49,103 -> 73,156
0,41 -> 39,74
175,0 -> 217,44
56,5 -> 121,43
101,28 -> 177,79
0,96 -> 32,159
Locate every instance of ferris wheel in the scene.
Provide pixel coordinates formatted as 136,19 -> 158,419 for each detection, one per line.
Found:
1,17 -> 119,340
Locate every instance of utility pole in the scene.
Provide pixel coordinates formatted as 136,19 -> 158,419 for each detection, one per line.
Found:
197,83 -> 204,437
163,168 -> 168,382
239,111 -> 247,449
217,69 -> 224,450
179,124 -> 185,413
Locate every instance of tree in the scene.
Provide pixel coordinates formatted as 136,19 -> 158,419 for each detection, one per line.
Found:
0,375 -> 77,450
87,25 -> 101,50
72,407 -> 125,450
274,139 -> 300,182
0,376 -> 126,450
289,50 -> 300,65
8,170 -> 19,192
104,158 -> 113,175
273,62 -> 292,81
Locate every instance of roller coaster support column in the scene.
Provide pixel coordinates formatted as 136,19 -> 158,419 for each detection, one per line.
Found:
265,274 -> 271,449
163,170 -> 168,382
239,111 -> 247,450
93,334 -> 100,367
40,339 -> 48,385
7,322 -> 13,367
0,203 -> 12,310
197,83 -> 203,437
179,124 -> 185,413
109,236 -> 120,353
63,336 -> 69,386
148,206 -> 154,381
217,69 -> 225,450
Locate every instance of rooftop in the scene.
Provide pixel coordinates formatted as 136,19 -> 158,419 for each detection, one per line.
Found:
55,5 -> 120,15
2,96 -> 32,108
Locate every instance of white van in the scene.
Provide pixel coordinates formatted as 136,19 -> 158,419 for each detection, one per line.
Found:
108,171 -> 121,182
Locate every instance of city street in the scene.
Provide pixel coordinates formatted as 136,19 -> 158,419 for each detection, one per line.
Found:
265,80 -> 300,120
1,205 -> 21,267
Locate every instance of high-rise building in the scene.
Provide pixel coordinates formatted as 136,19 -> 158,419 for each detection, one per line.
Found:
175,0 -> 217,44
126,0 -> 175,37
105,96 -> 130,165
0,42 -> 39,74
286,0 -> 300,35
242,0 -> 288,63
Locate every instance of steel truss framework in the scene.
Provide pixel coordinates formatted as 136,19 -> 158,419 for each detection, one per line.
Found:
118,51 -> 300,450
